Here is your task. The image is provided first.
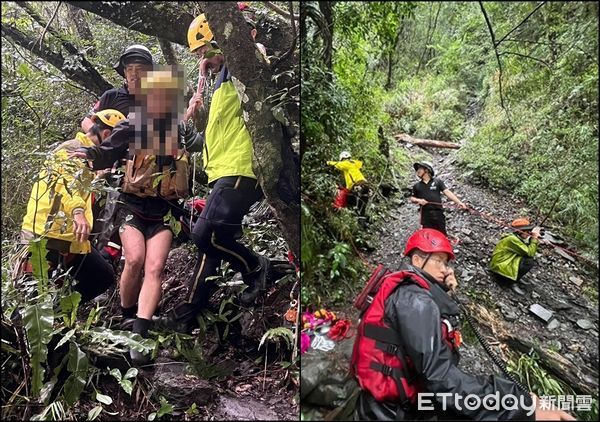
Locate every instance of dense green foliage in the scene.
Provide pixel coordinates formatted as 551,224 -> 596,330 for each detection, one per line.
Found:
1,2 -> 200,236
2,2 -> 300,420
301,1 -> 598,307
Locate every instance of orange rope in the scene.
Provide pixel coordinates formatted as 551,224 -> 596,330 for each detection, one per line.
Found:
422,200 -> 596,265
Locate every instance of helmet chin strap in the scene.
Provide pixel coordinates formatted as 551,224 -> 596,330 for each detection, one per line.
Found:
418,253 -> 432,270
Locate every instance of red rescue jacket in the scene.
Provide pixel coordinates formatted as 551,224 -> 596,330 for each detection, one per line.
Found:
351,268 -> 462,407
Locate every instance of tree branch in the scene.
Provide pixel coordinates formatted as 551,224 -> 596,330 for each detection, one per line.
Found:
1,22 -> 111,96
13,2 -> 111,95
65,1 -> 194,46
495,2 -> 547,47
3,35 -> 96,96
271,1 -> 297,69
499,51 -> 551,69
263,1 -> 299,20
479,1 -> 515,135
36,1 -> 61,50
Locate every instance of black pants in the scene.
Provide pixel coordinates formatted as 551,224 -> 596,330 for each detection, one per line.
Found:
493,256 -> 536,284
346,184 -> 370,217
46,247 -> 115,302
172,176 -> 263,322
421,208 -> 447,236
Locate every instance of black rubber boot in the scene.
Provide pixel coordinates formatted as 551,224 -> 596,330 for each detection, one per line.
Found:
130,318 -> 152,366
240,255 -> 271,306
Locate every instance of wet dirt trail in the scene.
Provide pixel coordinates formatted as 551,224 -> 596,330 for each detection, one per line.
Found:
301,147 -> 598,420
369,147 -> 598,385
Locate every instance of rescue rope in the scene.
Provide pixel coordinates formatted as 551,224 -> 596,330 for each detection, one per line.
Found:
419,200 -> 596,266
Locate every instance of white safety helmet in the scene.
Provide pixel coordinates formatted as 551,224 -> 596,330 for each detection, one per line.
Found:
339,151 -> 351,160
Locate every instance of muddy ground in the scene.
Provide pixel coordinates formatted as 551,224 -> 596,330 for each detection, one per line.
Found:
301,146 -> 598,419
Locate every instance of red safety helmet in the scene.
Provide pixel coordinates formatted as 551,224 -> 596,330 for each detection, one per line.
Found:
403,229 -> 455,260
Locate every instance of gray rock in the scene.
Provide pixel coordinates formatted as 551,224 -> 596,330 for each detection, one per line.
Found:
529,304 -> 554,322
500,305 -> 519,322
576,319 -> 594,330
531,291 -> 540,300
461,228 -> 473,236
548,340 -> 562,352
216,395 -> 280,421
151,358 -> 216,405
569,276 -> 584,287
547,319 -> 561,331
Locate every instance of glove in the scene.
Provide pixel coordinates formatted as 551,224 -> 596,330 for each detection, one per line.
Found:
178,121 -> 203,152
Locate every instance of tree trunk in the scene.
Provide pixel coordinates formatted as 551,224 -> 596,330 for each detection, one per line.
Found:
64,1 -> 194,45
394,133 -> 461,149
504,334 -> 598,395
318,1 -> 334,73
1,23 -> 111,96
158,38 -> 178,65
199,2 -> 300,258
66,3 -> 96,57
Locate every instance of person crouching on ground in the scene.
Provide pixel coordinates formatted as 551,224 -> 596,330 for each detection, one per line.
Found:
21,109 -> 126,302
490,218 -> 542,295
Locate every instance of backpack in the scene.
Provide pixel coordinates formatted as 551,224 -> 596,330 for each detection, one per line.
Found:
121,152 -> 189,200
350,265 -> 461,407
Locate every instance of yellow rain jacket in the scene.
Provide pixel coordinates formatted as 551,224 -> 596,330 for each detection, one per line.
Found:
489,233 -> 539,281
327,159 -> 367,190
204,76 -> 256,184
21,132 -> 96,254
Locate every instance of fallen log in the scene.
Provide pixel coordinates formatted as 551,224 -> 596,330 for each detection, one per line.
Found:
503,334 -> 599,395
394,133 -> 461,149
468,304 -> 598,395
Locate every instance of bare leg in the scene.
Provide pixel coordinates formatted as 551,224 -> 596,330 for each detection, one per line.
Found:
119,226 -> 146,308
137,229 -> 172,320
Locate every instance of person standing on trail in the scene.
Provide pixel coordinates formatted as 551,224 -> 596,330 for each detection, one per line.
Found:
351,228 -> 574,421
153,11 -> 293,335
70,69 -> 204,365
410,161 -> 466,236
489,218 -> 542,295
20,109 -> 126,302
81,45 -> 153,131
327,151 -> 370,222
80,45 -> 155,267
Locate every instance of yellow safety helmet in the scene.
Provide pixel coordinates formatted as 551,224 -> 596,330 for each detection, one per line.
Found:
92,109 -> 126,128
187,14 -> 214,52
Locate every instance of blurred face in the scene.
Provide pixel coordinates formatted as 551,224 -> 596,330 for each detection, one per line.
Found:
413,252 -> 452,284
146,88 -> 177,117
416,167 -> 426,178
124,63 -> 150,94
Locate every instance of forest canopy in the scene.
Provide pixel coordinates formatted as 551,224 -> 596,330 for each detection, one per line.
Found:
301,1 -> 598,306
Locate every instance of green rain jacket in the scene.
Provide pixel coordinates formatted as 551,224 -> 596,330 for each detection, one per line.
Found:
489,233 -> 539,281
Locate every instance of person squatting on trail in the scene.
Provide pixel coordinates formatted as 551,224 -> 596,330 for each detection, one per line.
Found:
153,12 -> 293,335
20,109 -> 126,302
410,161 -> 466,236
327,150 -> 370,220
490,218 -> 542,296
351,228 -> 574,421
70,68 -> 203,365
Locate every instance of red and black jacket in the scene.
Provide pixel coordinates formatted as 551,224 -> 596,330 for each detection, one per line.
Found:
352,264 -> 534,421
